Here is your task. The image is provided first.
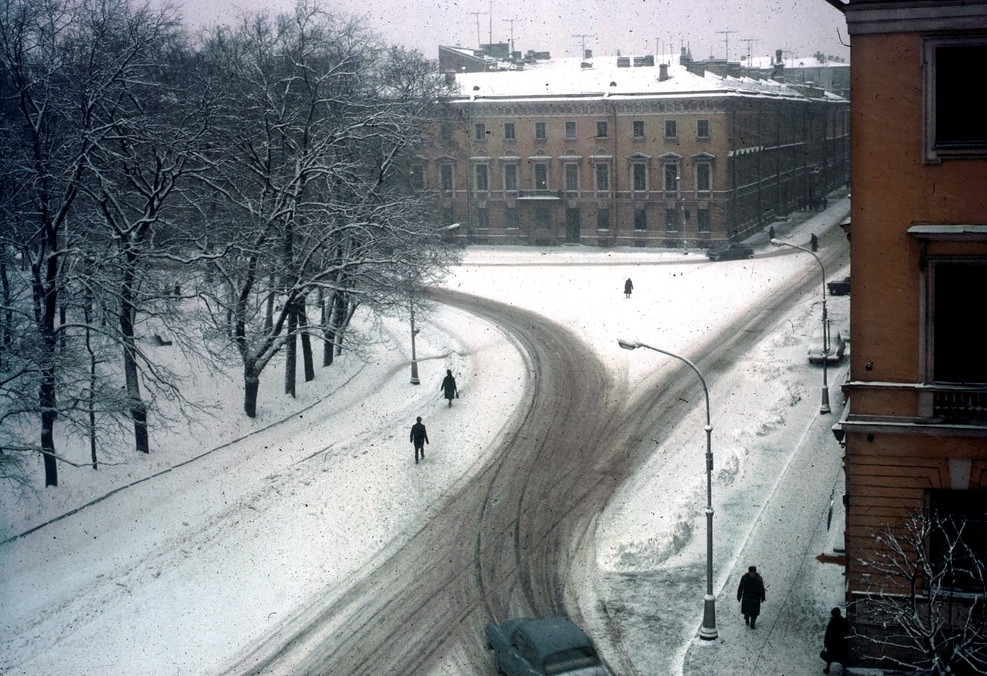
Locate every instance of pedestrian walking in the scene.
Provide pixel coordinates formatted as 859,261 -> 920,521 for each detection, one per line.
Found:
737,565 -> 766,628
441,369 -> 458,407
810,233 -> 819,251
769,225 -> 776,241
821,607 -> 850,674
410,416 -> 428,464
624,278 -> 634,298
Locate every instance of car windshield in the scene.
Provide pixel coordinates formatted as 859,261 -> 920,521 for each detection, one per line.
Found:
544,647 -> 601,674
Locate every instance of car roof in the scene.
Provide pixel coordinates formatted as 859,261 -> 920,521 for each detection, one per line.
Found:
515,617 -> 594,657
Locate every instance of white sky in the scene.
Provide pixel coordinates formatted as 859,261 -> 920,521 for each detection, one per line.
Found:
171,0 -> 850,62
0,200 -> 852,674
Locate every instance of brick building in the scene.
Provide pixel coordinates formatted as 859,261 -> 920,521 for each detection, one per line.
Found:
836,0 -> 987,669
416,54 -> 848,248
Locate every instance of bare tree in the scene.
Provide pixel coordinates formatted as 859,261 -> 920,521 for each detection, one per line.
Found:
854,506 -> 987,674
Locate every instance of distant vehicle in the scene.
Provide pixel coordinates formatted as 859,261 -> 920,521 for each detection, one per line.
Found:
808,330 -> 847,365
706,243 -> 753,261
485,616 -> 611,675
827,276 -> 851,296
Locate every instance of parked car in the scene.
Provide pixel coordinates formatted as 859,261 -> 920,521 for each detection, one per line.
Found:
485,616 -> 611,675
808,330 -> 847,365
827,276 -> 851,296
706,243 -> 753,261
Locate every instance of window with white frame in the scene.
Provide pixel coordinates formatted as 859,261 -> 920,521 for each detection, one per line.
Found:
665,208 -> 679,232
595,163 -> 610,191
565,121 -> 577,140
504,122 -> 515,140
534,163 -> 548,191
564,163 -> 579,192
632,163 -> 647,192
596,121 -> 608,138
474,123 -> 486,141
697,119 -> 710,139
504,163 -> 518,191
634,207 -> 647,231
534,122 -> 547,140
664,163 -> 678,192
633,120 -> 645,138
697,208 -> 710,232
440,164 -> 454,194
696,163 -> 711,192
476,207 -> 489,229
474,164 -> 489,192
665,120 -> 677,139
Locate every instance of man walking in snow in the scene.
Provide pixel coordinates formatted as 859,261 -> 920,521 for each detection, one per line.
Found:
441,369 -> 458,407
410,416 -> 428,464
624,278 -> 634,298
737,565 -> 766,628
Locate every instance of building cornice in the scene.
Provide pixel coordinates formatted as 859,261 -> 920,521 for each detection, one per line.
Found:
846,0 -> 987,35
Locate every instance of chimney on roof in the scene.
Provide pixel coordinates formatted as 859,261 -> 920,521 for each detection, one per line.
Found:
659,63 -> 669,81
584,49 -> 593,60
776,49 -> 783,64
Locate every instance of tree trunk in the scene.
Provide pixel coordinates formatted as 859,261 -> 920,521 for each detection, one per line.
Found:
298,299 -> 314,382
320,289 -> 332,367
41,373 -> 58,487
244,365 -> 260,418
284,298 -> 297,397
120,259 -> 149,453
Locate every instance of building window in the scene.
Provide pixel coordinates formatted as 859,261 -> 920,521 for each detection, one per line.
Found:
506,208 -> 519,229
443,206 -> 455,225
440,164 -> 454,194
697,208 -> 710,232
535,208 -> 550,229
664,163 -> 678,192
930,261 -> 987,384
632,163 -> 647,192
474,123 -> 486,141
504,164 -> 518,191
474,164 -> 489,192
504,122 -> 515,140
928,489 -> 987,592
534,163 -> 548,190
476,207 -> 489,229
634,207 -> 647,231
665,120 -> 677,139
534,122 -> 547,140
665,208 -> 679,232
597,209 -> 610,230
564,163 -> 579,192
597,121 -> 608,138
633,120 -> 645,138
696,163 -> 711,192
697,119 -> 710,139
440,123 -> 452,142
409,164 -> 424,191
925,38 -> 987,160
565,121 -> 577,140
595,163 -> 610,191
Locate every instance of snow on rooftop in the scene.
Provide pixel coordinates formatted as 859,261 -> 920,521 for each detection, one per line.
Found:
448,55 -> 830,102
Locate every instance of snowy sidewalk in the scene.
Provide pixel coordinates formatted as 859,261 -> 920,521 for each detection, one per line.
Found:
681,372 -> 850,675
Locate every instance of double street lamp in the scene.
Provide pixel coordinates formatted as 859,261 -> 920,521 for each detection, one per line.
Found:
617,339 -> 718,641
770,238 -> 831,414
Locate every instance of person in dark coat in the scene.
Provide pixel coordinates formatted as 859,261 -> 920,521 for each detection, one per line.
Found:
737,565 -> 766,628
810,233 -> 819,251
624,278 -> 634,298
441,369 -> 458,407
822,607 -> 850,673
410,416 -> 428,464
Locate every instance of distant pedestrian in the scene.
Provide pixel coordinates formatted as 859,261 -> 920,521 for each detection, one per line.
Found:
624,278 -> 634,298
810,233 -> 819,252
769,225 -> 775,241
737,565 -> 766,628
410,416 -> 429,464
821,607 -> 849,674
441,369 -> 458,407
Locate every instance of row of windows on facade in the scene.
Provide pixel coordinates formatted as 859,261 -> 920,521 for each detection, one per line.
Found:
464,118 -> 711,143
412,162 -> 712,193
470,206 -> 712,232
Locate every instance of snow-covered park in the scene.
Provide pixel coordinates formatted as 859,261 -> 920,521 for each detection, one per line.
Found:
0,197 -> 851,674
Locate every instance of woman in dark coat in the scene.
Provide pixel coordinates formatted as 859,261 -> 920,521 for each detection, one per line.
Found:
822,607 -> 849,674
737,565 -> 766,628
441,369 -> 458,407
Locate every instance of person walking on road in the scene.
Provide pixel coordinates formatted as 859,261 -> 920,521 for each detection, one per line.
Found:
737,565 -> 766,628
441,369 -> 458,407
624,278 -> 634,298
410,416 -> 429,464
821,607 -> 850,674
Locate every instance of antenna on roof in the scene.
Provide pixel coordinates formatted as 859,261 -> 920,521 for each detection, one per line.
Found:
469,10 -> 487,49
716,30 -> 735,61
573,33 -> 595,59
503,17 -> 518,56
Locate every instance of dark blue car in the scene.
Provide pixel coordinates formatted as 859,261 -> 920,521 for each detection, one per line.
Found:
485,616 -> 610,675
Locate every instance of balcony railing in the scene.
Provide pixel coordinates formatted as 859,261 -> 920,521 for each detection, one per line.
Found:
933,387 -> 987,420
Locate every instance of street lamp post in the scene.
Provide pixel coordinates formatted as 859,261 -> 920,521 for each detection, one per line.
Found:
617,339 -> 718,641
409,303 -> 420,385
771,238 -> 830,413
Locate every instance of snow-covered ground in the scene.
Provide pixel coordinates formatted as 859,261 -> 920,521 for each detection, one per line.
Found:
0,196 -> 850,675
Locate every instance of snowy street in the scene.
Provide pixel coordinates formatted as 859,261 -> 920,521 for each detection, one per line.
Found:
1,196 -> 851,675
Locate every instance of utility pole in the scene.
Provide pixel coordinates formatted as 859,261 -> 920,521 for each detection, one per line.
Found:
469,10 -> 487,48
716,30 -> 735,61
573,33 -> 595,58
742,38 -> 757,75
503,18 -> 518,56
